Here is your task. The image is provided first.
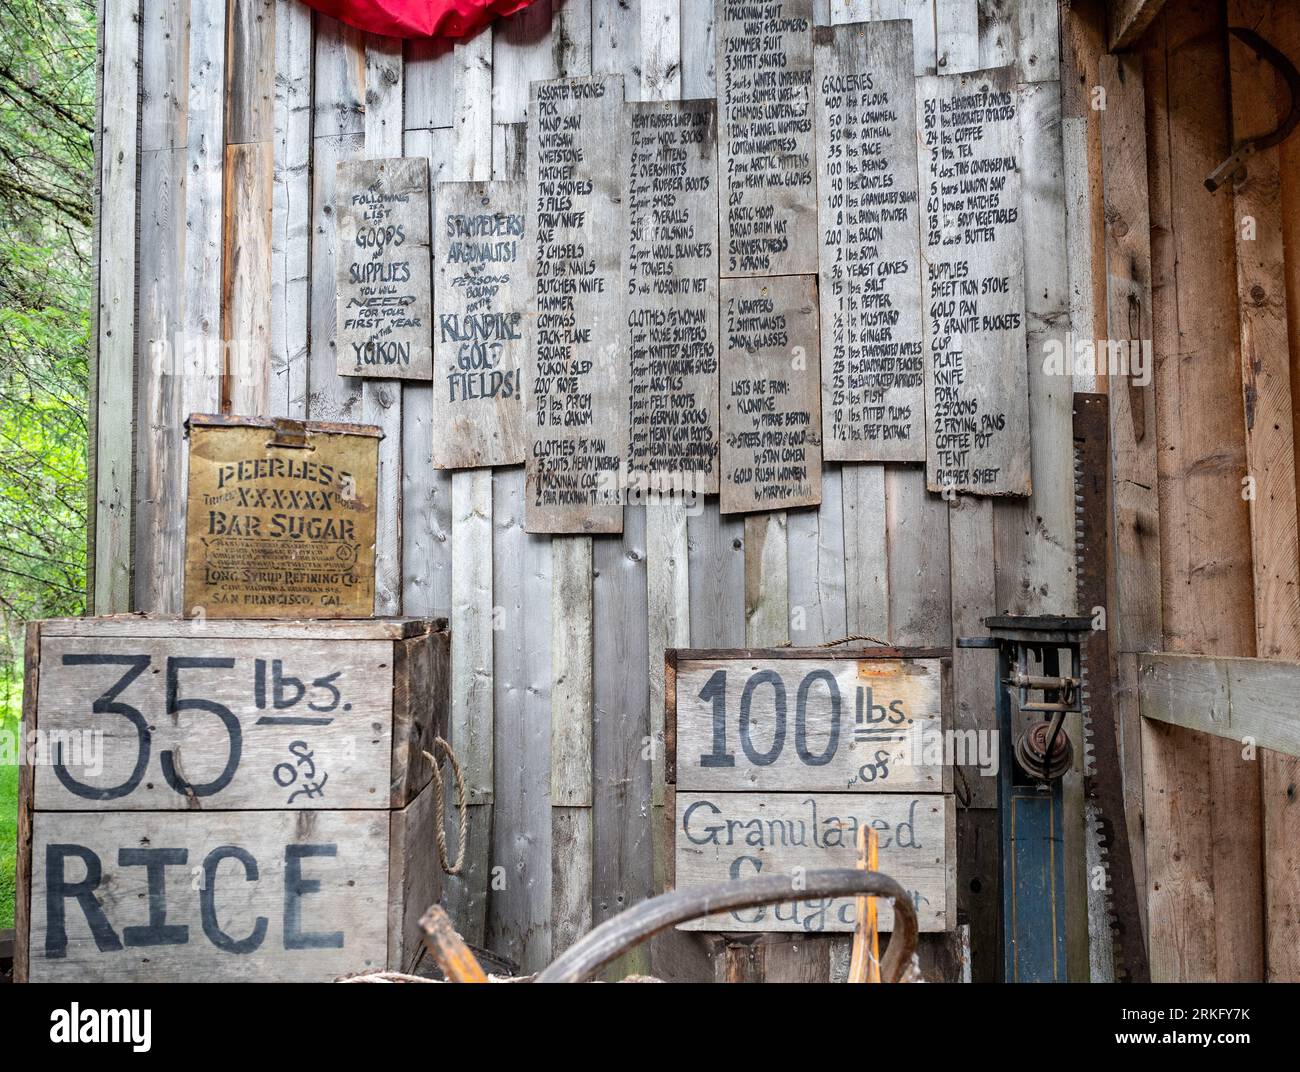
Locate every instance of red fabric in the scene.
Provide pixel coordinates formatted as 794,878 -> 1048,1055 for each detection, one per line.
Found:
301,0 -> 536,39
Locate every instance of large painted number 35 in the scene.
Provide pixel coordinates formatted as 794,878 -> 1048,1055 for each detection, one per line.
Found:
54,654 -> 242,801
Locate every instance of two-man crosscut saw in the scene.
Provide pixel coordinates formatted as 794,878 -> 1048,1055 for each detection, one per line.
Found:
1074,394 -> 1149,983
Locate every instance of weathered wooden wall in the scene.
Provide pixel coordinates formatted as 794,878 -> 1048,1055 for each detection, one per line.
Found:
92,0 -> 1082,980
1081,0 -> 1300,981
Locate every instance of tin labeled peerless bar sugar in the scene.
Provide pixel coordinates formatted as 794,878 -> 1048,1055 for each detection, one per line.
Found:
183,414 -> 381,619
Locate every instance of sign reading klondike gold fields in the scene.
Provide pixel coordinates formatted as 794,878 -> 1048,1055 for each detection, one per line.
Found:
666,647 -> 955,933
184,415 -> 380,618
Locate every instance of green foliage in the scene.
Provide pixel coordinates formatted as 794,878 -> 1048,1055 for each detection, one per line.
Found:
0,0 -> 94,648
0,0 -> 95,927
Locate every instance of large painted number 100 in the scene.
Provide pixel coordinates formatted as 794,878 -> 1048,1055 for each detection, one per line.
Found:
698,668 -> 841,769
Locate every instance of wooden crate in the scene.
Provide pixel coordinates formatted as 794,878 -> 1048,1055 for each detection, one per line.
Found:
665,647 -> 956,934
14,615 -> 448,982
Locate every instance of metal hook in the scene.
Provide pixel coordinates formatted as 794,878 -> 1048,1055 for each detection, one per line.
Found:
1205,27 -> 1300,193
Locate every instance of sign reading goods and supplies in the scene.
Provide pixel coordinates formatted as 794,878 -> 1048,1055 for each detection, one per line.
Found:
666,648 -> 955,933
183,415 -> 380,619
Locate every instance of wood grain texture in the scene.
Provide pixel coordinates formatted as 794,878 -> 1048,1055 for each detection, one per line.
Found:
94,0 -> 144,613
592,504 -> 652,974
387,780 -> 442,971
716,0 -> 818,277
223,141 -> 274,415
1109,0 -> 1168,51
524,75 -> 627,533
1145,2 -> 1261,982
917,65 -> 1031,496
673,656 -> 947,792
488,465 -> 553,972
432,180 -> 527,468
675,791 -> 953,931
1138,652 -> 1300,759
622,99 -> 721,493
270,0 -> 312,419
334,157 -> 433,380
33,633 -> 393,811
720,274 -> 823,513
814,21 -> 925,463
1226,0 -> 1300,982
28,808 -> 391,982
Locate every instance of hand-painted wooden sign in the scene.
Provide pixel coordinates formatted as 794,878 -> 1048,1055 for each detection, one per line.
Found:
621,98 -> 721,497
525,75 -> 627,533
335,157 -> 433,381
674,791 -> 953,932
433,180 -> 526,468
668,652 -> 950,793
814,21 -> 925,462
29,808 -> 392,981
716,0 -> 818,277
719,275 -> 822,513
917,67 -> 1031,495
183,415 -> 379,618
34,635 -> 394,810
17,616 -> 448,982
666,647 -> 954,933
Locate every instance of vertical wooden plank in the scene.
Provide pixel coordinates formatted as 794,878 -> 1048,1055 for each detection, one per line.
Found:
401,127 -> 455,620
936,0 -> 979,74
977,0 -> 1015,69
223,141 -> 273,414
173,0 -> 229,615
995,84 -> 1075,615
788,467 -> 847,644
593,0 -> 640,98
1060,0 -> 1107,397
550,534 -> 593,955
687,506 -> 745,647
592,506 -> 652,977
485,124 -> 552,972
488,445 -> 554,971
1227,0 -> 1300,983
135,144 -> 187,614
446,465 -> 495,945
313,14 -> 365,138
362,36 -> 405,617
1143,2 -> 1262,981
134,0 -> 189,613
308,22 -> 365,424
270,0 -> 311,419
886,468 -> 951,647
640,0 -> 680,100
493,1 -> 555,124
405,35 -> 454,131
745,512 -> 789,645
226,0 -> 275,144
439,22 -> 496,945
215,0 -> 278,558
679,0 -> 715,97
1016,0 -> 1057,83
140,0 -> 188,154
545,1 -> 595,965
842,463 -> 889,640
95,0 -> 143,613
554,0 -> 593,77
1098,53 -> 1156,946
